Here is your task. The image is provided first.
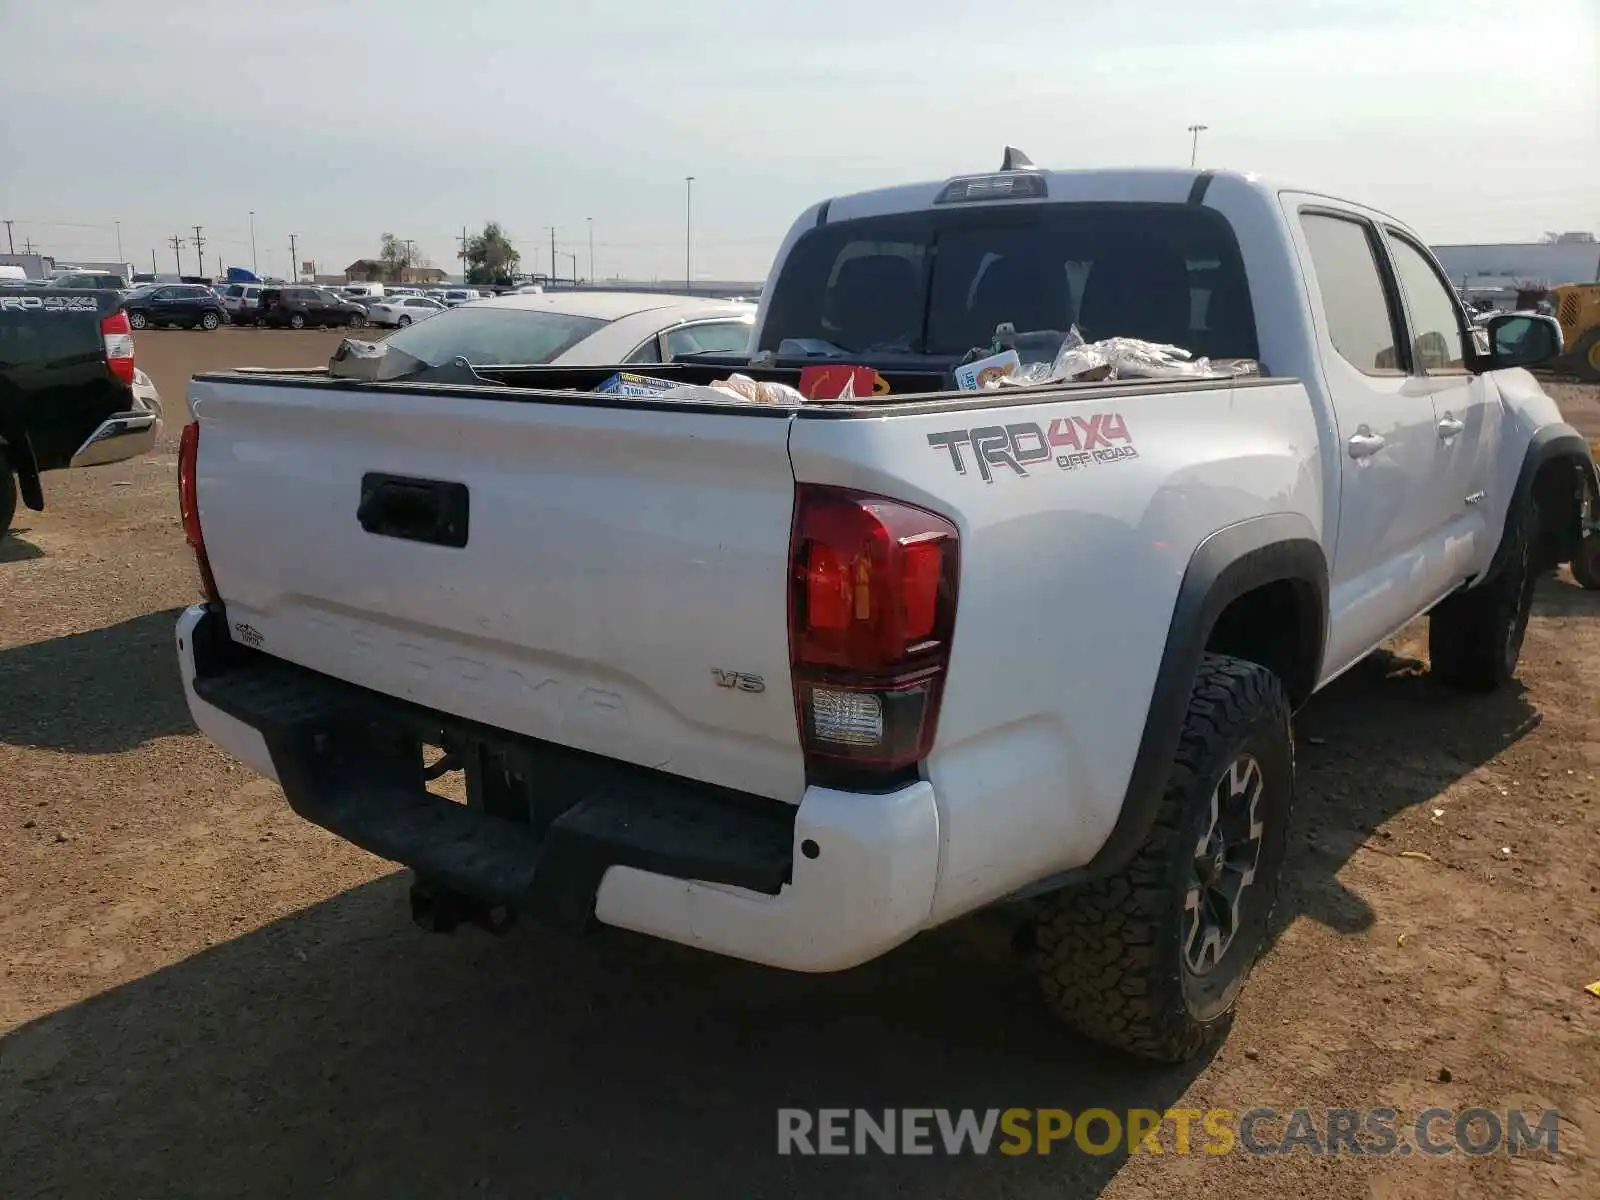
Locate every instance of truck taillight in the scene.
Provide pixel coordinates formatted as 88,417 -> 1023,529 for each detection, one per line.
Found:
177,421 -> 220,604
789,484 -> 960,781
101,309 -> 135,387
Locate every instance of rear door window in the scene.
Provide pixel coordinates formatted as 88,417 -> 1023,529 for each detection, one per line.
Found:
760,203 -> 1257,360
1299,213 -> 1404,376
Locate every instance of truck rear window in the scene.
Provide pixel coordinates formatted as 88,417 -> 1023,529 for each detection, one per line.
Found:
759,203 -> 1258,361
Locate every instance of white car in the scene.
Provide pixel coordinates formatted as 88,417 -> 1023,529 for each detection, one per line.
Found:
440,288 -> 482,307
356,291 -> 755,369
175,163 -> 1592,1065
366,295 -> 446,328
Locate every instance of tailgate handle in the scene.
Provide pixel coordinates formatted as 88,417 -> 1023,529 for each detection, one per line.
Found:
358,473 -> 469,548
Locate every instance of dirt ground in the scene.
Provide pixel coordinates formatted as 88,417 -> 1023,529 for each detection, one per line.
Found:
1,331 -> 1597,1199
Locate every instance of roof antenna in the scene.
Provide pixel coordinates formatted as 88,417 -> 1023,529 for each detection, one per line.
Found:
1000,146 -> 1034,171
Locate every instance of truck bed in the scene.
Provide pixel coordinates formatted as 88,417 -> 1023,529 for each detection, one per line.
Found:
195,360 -> 1294,416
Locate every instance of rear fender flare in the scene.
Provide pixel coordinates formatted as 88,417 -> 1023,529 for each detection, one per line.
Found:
1016,514 -> 1328,894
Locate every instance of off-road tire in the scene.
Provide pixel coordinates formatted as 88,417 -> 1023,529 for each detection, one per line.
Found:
0,463 -> 16,537
1573,329 -> 1600,384
1429,498 -> 1539,689
1032,654 -> 1294,1062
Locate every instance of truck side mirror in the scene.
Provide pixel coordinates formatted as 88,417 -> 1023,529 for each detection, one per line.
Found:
1473,313 -> 1563,373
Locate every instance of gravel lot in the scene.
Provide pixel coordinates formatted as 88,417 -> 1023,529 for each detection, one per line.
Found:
2,330 -> 1597,1198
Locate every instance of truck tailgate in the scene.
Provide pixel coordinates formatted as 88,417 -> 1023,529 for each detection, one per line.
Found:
190,379 -> 805,802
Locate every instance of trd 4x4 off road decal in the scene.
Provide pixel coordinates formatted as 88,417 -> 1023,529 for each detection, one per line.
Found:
927,413 -> 1137,482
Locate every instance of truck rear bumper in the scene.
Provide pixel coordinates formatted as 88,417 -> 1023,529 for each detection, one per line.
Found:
69,409 -> 159,469
175,604 -> 940,972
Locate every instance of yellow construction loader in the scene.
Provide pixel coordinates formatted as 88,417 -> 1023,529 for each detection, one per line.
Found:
1552,282 -> 1600,382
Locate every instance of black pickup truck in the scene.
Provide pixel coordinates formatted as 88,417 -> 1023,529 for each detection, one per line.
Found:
0,288 -> 162,535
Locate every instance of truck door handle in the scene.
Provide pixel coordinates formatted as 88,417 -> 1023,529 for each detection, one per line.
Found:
357,473 -> 470,548
1437,416 -> 1465,439
1347,431 -> 1387,460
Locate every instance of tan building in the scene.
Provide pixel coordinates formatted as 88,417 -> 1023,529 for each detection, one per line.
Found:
342,260 -> 448,285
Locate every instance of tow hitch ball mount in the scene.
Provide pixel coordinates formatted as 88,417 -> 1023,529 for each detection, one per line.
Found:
408,875 -> 517,937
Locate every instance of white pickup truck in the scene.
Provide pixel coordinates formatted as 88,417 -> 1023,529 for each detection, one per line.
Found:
175,161 -> 1595,1062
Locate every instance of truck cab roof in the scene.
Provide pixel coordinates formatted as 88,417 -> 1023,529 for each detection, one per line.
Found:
799,162 -> 1410,244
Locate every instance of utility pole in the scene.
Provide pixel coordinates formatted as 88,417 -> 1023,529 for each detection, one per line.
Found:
21,238 -> 36,254
151,250 -> 158,274
546,227 -> 556,287
114,220 -> 123,264
587,216 -> 594,283
249,211 -> 258,274
1187,123 -> 1209,168
288,233 -> 298,282
685,176 -> 695,291
458,225 -> 469,281
3,219 -> 12,254
169,234 -> 185,275
192,225 -> 206,278
404,238 -> 415,281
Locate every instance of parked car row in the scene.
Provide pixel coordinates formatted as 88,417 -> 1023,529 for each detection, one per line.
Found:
366,295 -> 447,328
13,272 -> 584,336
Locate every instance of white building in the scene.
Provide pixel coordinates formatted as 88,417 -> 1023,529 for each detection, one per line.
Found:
1430,238 -> 1600,289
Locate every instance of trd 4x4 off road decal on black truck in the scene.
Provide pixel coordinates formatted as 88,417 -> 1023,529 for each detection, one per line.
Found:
0,294 -> 101,313
927,413 -> 1138,482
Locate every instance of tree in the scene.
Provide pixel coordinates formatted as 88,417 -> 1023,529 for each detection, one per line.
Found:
461,220 -> 521,285
379,232 -> 411,282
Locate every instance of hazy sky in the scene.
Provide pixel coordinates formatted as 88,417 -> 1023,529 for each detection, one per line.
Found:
2,0 -> 1595,281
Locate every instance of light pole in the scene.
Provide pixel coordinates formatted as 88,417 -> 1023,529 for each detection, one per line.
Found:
684,176 -> 694,291
1187,123 -> 1209,168
114,220 -> 123,264
586,216 -> 594,283
249,211 -> 258,274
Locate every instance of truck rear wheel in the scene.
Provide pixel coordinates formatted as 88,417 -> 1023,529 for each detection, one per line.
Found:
1428,498 -> 1538,690
1031,654 -> 1293,1062
0,463 -> 16,537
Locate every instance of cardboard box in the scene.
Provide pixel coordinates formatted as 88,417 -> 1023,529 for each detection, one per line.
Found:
593,371 -> 678,397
